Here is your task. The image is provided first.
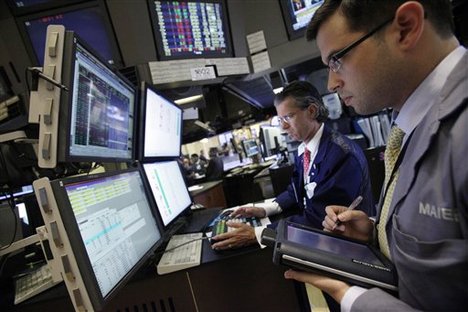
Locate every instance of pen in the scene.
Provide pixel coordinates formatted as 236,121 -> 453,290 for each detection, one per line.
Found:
332,195 -> 363,230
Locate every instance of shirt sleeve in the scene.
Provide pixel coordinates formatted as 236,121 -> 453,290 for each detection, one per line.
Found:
254,225 -> 267,249
340,286 -> 368,312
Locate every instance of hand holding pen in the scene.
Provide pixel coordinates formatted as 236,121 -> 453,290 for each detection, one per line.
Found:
331,196 -> 363,231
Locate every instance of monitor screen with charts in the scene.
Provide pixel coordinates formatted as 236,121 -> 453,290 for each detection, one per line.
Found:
50,168 -> 163,311
148,0 -> 233,60
58,30 -> 136,162
142,161 -> 192,227
138,82 -> 182,160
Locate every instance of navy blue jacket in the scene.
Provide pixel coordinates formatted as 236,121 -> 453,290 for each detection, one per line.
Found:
275,126 -> 374,228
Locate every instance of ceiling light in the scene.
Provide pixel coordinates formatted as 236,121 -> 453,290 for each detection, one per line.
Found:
174,94 -> 203,105
273,87 -> 283,94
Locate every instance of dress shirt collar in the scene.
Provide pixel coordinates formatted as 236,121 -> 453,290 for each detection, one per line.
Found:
394,46 -> 466,140
297,123 -> 324,158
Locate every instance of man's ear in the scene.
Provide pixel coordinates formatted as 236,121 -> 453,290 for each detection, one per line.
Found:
307,104 -> 319,119
393,2 -> 425,50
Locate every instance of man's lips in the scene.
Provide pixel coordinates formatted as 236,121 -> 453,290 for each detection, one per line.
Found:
342,96 -> 352,106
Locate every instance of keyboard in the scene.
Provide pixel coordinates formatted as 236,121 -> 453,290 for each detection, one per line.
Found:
156,233 -> 203,275
211,216 -> 262,238
14,264 -> 60,305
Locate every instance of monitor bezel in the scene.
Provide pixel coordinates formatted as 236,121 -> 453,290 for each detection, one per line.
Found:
58,30 -> 137,163
50,167 -> 164,311
15,0 -> 124,67
140,160 -> 193,231
138,81 -> 182,162
278,0 -> 324,41
6,0 -> 88,16
147,0 -> 234,61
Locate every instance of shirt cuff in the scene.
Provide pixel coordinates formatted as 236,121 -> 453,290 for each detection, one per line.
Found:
340,286 -> 368,312
254,225 -> 268,249
255,201 -> 282,216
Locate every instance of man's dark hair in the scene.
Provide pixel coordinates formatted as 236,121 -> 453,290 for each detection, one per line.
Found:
274,80 -> 329,123
306,0 -> 454,41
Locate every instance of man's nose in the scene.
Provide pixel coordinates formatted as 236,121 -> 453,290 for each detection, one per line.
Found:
327,70 -> 343,92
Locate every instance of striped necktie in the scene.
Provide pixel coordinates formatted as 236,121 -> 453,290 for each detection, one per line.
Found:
377,126 -> 405,259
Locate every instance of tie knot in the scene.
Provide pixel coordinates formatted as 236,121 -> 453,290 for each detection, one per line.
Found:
387,126 -> 405,150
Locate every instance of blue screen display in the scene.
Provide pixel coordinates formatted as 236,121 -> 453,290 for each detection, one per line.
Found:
22,5 -> 116,65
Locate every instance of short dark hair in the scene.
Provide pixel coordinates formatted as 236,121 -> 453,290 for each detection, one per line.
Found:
306,0 -> 454,41
274,80 -> 329,123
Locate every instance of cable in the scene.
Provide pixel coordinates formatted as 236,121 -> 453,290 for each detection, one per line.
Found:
0,145 -> 19,252
154,236 -> 211,257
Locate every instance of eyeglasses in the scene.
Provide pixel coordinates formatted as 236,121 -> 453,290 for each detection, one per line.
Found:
277,109 -> 306,125
327,17 -> 394,73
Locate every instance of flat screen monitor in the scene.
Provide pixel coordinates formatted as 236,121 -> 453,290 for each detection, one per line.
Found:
49,168 -> 163,311
147,0 -> 234,60
138,82 -> 182,160
279,0 -> 324,40
142,161 -> 192,227
6,0 -> 87,16
16,1 -> 123,66
57,30 -> 136,163
242,139 -> 259,157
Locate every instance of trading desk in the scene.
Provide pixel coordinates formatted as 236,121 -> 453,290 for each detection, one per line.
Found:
189,180 -> 227,209
5,240 -> 309,312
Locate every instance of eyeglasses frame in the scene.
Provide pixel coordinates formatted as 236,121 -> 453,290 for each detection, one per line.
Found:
328,17 -> 394,72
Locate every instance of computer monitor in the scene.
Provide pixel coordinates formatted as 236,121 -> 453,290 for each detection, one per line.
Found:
138,82 -> 182,161
141,161 -> 192,228
16,1 -> 123,66
49,168 -> 163,311
6,0 -> 87,16
242,139 -> 259,158
147,0 -> 234,60
279,0 -> 324,40
57,30 -> 136,163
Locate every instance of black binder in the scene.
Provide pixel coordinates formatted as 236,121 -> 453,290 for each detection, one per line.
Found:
262,220 -> 398,291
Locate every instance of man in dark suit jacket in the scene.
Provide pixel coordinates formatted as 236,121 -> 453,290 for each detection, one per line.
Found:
211,81 -> 374,249
205,147 -> 224,181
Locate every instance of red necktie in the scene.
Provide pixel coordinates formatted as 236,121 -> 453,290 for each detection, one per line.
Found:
303,148 -> 311,175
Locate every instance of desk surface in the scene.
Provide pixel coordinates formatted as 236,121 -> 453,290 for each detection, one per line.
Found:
188,180 -> 223,197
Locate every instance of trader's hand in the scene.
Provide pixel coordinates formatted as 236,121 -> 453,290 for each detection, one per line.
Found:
284,269 -> 350,303
230,206 -> 266,218
323,205 -> 374,242
211,222 -> 257,250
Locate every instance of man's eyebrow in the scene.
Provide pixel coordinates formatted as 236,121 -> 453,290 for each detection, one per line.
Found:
324,49 -> 339,65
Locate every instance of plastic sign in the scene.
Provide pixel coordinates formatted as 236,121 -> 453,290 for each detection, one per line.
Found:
190,66 -> 216,81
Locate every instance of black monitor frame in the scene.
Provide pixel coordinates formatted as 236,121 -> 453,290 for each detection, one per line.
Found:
49,167 -> 164,311
278,0 -> 324,40
138,82 -> 182,161
147,0 -> 234,60
57,30 -> 136,163
15,0 -> 123,67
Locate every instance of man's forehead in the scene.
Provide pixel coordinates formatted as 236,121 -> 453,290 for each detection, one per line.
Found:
316,11 -> 352,61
